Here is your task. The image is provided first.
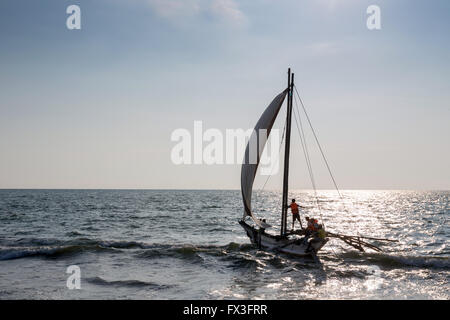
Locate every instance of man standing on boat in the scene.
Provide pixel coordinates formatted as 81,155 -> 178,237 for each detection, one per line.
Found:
287,199 -> 304,231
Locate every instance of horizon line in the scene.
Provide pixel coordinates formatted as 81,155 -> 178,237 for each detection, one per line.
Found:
0,188 -> 448,191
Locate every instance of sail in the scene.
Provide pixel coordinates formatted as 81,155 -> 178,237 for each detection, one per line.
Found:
241,89 -> 288,223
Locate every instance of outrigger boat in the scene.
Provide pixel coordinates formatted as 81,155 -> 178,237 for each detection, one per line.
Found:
239,68 -> 327,257
239,68 -> 396,257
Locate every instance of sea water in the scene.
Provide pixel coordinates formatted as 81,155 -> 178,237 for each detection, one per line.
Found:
0,189 -> 448,299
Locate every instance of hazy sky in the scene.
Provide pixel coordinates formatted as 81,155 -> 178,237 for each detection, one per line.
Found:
0,0 -> 449,189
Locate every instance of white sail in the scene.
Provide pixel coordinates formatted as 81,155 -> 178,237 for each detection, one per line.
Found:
241,89 -> 288,225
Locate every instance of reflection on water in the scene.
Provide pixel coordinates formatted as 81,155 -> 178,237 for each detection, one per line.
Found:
0,190 -> 448,299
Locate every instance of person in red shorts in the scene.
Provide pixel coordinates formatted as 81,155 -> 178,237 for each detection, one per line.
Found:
287,199 -> 304,231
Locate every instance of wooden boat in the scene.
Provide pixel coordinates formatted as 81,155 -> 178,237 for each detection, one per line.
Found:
239,68 -> 328,257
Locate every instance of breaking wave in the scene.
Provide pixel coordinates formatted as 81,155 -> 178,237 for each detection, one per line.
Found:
0,244 -> 117,261
337,251 -> 450,269
1,237 -> 447,271
0,239 -> 253,262
86,276 -> 173,289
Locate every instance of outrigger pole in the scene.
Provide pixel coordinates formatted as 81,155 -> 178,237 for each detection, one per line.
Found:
326,232 -> 398,252
281,69 -> 294,236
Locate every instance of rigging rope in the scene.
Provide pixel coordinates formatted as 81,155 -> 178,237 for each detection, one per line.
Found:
293,85 -> 351,217
294,85 -> 344,200
292,95 -> 325,227
293,105 -> 316,191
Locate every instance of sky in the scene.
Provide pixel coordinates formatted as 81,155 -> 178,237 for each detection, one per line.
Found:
0,0 -> 449,190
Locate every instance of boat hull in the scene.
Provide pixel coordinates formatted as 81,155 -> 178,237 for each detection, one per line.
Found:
239,220 -> 328,257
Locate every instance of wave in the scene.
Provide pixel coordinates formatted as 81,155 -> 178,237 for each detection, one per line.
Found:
3,237 -> 446,271
0,239 -> 253,262
337,251 -> 450,269
200,205 -> 221,209
0,238 -> 152,261
136,242 -> 253,263
65,231 -> 84,237
86,276 -> 173,289
0,244 -> 116,261
137,245 -> 203,262
98,240 -> 149,249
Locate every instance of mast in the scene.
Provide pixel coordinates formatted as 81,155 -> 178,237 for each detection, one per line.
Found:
281,69 -> 294,236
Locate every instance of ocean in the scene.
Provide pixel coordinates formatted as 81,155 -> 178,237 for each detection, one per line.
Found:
0,189 -> 448,299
